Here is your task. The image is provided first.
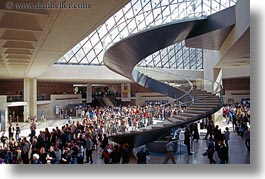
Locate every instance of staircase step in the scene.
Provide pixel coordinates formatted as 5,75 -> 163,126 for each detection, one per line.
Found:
185,110 -> 208,114
151,123 -> 164,129
173,115 -> 193,121
141,126 -> 152,131
163,120 -> 174,127
194,95 -> 216,99
191,104 -> 218,108
194,96 -> 219,99
193,89 -> 208,92
168,118 -> 184,124
178,112 -> 200,117
192,91 -> 210,95
193,100 -> 220,104
188,107 -> 213,111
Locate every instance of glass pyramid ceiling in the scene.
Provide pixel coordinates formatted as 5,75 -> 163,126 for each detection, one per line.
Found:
56,0 -> 237,69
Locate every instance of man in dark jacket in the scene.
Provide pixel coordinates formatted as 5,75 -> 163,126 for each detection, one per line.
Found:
136,147 -> 150,164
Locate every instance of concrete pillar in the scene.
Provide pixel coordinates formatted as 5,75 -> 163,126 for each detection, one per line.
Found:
0,96 -> 8,131
213,68 -> 223,96
86,83 -> 92,103
24,78 -> 37,121
203,50 -> 224,124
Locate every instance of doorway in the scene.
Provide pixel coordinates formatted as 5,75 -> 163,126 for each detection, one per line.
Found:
8,106 -> 24,123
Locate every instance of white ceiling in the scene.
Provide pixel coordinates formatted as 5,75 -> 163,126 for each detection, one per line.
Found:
216,27 -> 250,68
0,0 -> 250,84
0,0 -> 129,79
38,64 -> 130,83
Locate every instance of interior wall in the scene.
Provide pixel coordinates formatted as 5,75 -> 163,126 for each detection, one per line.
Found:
0,79 -> 23,95
222,77 -> 250,104
131,83 -> 153,95
37,94 -> 82,120
37,81 -> 74,96
223,77 -> 250,90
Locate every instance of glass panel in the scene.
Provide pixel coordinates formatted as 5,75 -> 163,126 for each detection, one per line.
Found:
127,19 -> 137,34
98,27 -> 107,39
97,52 -> 104,65
169,55 -> 176,68
122,1 -> 132,14
145,55 -> 154,66
86,51 -> 96,63
79,57 -> 89,64
71,43 -> 81,54
75,49 -> 85,62
90,33 -> 100,46
144,1 -> 152,12
145,11 -> 154,27
105,16 -> 116,31
82,42 -> 92,54
56,0 -> 236,69
79,37 -> 89,46
153,8 -> 162,24
162,5 -> 172,23
57,57 -> 67,63
135,13 -> 145,30
153,55 -> 161,67
69,56 -> 78,63
64,50 -> 75,62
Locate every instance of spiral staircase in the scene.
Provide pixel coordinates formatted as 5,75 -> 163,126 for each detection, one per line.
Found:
103,6 -> 236,148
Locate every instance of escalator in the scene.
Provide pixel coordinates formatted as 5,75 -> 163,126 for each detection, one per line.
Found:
102,97 -> 115,108
91,97 -> 107,107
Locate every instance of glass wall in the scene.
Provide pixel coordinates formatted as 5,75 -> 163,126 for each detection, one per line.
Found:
56,0 -> 237,69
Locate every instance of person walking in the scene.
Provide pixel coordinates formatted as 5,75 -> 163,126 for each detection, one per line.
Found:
206,137 -> 216,164
224,127 -> 230,149
85,134 -> 94,164
184,127 -> 193,155
29,119 -> 36,143
15,124 -> 21,141
217,141 -> 228,164
163,138 -> 176,164
243,126 -> 250,151
8,124 -> 14,140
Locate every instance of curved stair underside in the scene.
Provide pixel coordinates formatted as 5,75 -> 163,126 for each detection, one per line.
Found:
103,6 -> 235,148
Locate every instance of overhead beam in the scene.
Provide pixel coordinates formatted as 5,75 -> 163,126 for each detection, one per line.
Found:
5,49 -> 32,55
0,30 -> 39,42
3,41 -> 35,49
0,9 -> 50,16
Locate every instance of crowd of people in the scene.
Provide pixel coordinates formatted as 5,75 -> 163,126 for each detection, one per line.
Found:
198,102 -> 251,164
0,101 -> 250,164
0,104 -> 172,164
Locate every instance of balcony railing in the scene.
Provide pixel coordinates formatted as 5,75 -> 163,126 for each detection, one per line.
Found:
7,95 -> 23,102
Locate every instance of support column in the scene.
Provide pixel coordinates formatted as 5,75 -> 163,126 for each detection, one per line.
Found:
213,68 -> 223,94
24,78 -> 37,121
203,50 -> 224,124
86,83 -> 92,103
0,96 -> 8,131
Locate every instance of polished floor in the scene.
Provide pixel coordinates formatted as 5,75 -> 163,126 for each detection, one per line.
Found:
4,118 -> 250,164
